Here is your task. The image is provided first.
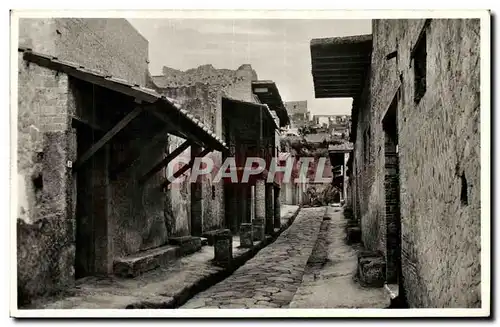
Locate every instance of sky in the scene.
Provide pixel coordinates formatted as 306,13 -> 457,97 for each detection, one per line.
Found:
128,18 -> 371,116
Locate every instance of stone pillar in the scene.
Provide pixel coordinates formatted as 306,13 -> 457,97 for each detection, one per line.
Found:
239,223 -> 253,248
214,229 -> 233,266
252,218 -> 265,242
255,178 -> 265,222
264,183 -> 274,235
273,186 -> 281,230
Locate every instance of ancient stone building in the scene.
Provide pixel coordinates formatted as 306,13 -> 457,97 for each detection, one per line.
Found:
16,18 -> 227,305
310,19 -> 481,308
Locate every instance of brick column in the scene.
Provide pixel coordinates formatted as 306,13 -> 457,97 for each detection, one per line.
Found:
255,178 -> 265,222
273,185 -> 281,230
265,183 -> 274,235
190,145 -> 203,236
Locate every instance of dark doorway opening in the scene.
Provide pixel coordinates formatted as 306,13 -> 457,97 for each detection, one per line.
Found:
382,93 -> 403,290
75,126 -> 110,279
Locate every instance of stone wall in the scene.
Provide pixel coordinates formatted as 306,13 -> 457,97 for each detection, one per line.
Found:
19,18 -> 149,86
17,54 -> 77,305
352,19 -> 481,307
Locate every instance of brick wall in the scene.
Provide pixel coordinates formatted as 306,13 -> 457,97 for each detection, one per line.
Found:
17,54 -> 76,305
352,19 -> 481,307
19,18 -> 149,86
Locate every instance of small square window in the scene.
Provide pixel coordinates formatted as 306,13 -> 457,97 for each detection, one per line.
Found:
413,31 -> 427,104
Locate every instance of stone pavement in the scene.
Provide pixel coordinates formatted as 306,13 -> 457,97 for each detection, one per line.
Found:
181,207 -> 326,308
25,205 -> 300,309
289,206 -> 390,308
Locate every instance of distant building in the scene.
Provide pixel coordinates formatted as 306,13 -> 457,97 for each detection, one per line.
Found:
284,100 -> 309,129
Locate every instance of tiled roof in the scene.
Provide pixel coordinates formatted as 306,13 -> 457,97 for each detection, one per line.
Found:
18,47 -> 227,152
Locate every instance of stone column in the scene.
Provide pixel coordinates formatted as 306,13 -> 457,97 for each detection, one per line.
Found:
214,229 -> 233,266
239,223 -> 253,248
264,183 -> 274,235
273,186 -> 281,230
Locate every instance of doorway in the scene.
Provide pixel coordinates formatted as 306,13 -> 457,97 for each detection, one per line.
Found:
75,126 -> 110,278
382,94 -> 402,285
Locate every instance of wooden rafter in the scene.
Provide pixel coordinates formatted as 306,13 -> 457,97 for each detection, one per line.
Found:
73,106 -> 143,171
161,147 -> 212,189
139,140 -> 191,184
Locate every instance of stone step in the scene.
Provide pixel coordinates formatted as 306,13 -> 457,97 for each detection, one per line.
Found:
113,236 -> 202,278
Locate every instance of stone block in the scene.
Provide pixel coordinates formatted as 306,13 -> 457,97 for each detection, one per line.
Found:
346,226 -> 361,244
202,230 -> 221,246
252,218 -> 265,242
357,251 -> 386,288
239,223 -> 253,248
214,229 -> 233,266
168,236 -> 202,256
113,245 -> 180,278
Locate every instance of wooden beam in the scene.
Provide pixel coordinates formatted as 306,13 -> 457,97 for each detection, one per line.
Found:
161,147 -> 212,189
109,126 -> 170,180
139,140 -> 191,184
143,105 -> 188,140
71,115 -> 106,132
312,61 -> 370,68
73,106 -> 143,171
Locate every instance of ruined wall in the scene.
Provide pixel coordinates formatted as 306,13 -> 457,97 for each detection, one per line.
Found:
354,19 -> 481,307
17,55 -> 76,304
152,63 -> 258,103
19,18 -> 149,86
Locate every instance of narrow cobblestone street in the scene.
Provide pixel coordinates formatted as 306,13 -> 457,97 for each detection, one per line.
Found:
181,207 -> 326,308
289,206 -> 389,308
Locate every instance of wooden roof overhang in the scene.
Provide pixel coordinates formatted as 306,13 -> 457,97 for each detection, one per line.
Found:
19,47 -> 227,154
251,80 -> 290,127
310,34 -> 372,99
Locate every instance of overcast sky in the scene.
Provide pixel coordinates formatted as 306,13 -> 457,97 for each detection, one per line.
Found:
128,18 -> 371,116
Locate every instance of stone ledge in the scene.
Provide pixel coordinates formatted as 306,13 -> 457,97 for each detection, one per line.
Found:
169,236 -> 202,256
113,245 -> 180,278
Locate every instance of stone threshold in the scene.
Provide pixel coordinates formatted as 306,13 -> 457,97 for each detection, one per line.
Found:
126,206 -> 301,309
